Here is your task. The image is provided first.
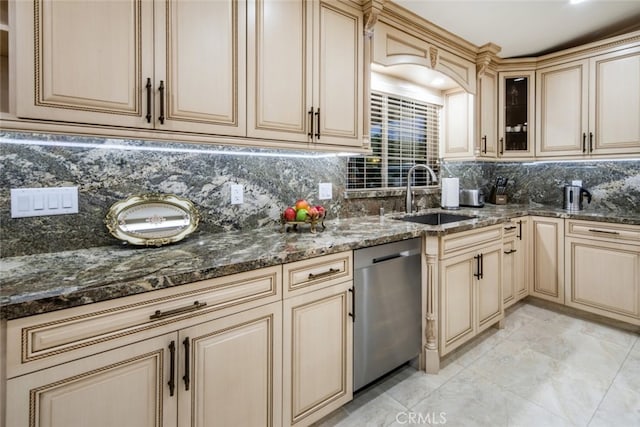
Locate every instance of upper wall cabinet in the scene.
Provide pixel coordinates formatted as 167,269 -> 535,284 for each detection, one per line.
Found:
477,68 -> 498,158
536,45 -> 640,157
371,21 -> 477,95
15,0 -> 246,135
498,71 -> 535,158
442,89 -> 474,159
247,0 -> 364,149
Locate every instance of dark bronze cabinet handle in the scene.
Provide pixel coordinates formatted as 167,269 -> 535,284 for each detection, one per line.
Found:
482,135 -> 487,154
308,268 -> 339,280
589,132 -> 593,152
150,301 -> 207,321
588,228 -> 620,236
168,340 -> 176,397
348,287 -> 355,321
473,255 -> 481,279
315,108 -> 321,139
479,253 -> 484,279
582,133 -> 586,153
145,78 -> 152,123
504,249 -> 517,255
308,108 -> 314,138
499,137 -> 504,155
182,337 -> 190,391
158,80 -> 165,124
504,225 -> 517,231
517,220 -> 522,240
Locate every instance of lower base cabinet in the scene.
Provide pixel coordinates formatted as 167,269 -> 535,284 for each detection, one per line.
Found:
531,216 -> 564,303
6,301 -> 283,427
6,333 -> 175,427
565,220 -> 640,326
439,226 -> 503,356
283,281 -> 353,427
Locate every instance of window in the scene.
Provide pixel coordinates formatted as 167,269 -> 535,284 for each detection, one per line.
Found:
348,91 -> 440,190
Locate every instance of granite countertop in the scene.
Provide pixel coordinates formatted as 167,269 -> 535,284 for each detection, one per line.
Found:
2,204 -> 639,320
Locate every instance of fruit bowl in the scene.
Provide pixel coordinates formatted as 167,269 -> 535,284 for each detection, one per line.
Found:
279,200 -> 327,234
279,212 -> 327,234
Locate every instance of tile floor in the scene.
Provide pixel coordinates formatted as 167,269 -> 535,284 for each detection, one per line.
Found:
313,301 -> 640,427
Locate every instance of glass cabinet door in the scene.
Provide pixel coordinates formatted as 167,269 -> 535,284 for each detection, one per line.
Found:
498,71 -> 535,158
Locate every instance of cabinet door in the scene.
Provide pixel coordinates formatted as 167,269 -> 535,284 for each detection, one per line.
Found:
535,61 -> 589,157
247,0 -> 312,143
531,217 -> 565,303
439,253 -> 475,355
178,301 -> 282,427
589,47 -> 640,155
498,71 -> 535,158
514,217 -> 530,300
442,89 -> 474,158
314,1 -> 363,148
283,281 -> 353,426
15,0 -> 154,128
477,244 -> 503,332
6,333 -> 176,427
502,238 -> 517,307
155,0 -> 246,135
478,69 -> 498,158
565,238 -> 640,324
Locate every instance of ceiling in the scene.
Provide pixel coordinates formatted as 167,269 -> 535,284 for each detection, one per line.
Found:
394,0 -> 640,59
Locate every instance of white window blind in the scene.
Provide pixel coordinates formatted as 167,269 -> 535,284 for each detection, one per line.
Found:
348,91 -> 440,190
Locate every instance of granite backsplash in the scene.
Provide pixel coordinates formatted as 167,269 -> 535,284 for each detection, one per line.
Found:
1,131 -> 638,257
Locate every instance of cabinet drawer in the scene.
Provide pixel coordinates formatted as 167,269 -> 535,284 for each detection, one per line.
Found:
283,251 -> 353,298
502,221 -> 518,237
440,225 -> 502,258
566,220 -> 640,245
6,266 -> 281,378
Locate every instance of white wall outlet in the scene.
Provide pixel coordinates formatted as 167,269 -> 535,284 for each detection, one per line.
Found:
318,183 -> 332,200
571,180 -> 583,186
11,187 -> 79,218
230,184 -> 244,205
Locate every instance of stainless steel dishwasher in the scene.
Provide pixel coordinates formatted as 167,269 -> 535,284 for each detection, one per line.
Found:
353,237 -> 422,391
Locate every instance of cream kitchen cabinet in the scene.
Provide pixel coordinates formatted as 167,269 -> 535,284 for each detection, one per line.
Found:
477,68 -> 499,158
502,217 -> 530,308
498,70 -> 535,158
15,0 -> 246,136
565,220 -> 640,326
4,266 -> 283,427
531,216 -> 564,303
536,46 -> 640,157
442,89 -> 474,158
282,252 -> 353,426
247,0 -> 363,149
439,225 -> 503,356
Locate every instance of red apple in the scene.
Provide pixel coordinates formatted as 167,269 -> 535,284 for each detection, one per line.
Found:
283,207 -> 296,221
315,205 -> 326,217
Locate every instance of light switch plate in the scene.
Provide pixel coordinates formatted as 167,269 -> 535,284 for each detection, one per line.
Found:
318,183 -> 332,200
230,184 -> 244,205
11,187 -> 79,218
571,180 -> 583,186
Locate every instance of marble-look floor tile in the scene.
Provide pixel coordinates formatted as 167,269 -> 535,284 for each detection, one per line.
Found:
613,346 -> 640,393
589,382 -> 640,427
407,368 -> 570,427
506,317 -> 631,382
373,362 -> 465,409
337,386 -> 409,427
441,327 -> 505,367
513,302 -> 561,322
469,340 -> 611,425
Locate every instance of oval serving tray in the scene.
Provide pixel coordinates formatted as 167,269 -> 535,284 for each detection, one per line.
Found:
105,194 -> 200,246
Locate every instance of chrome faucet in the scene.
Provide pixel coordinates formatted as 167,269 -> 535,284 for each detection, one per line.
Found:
405,164 -> 438,213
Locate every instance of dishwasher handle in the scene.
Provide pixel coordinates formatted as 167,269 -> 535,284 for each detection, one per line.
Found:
372,250 -> 411,264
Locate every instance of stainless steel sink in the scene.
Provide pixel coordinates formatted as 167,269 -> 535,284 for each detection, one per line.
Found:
395,212 -> 477,225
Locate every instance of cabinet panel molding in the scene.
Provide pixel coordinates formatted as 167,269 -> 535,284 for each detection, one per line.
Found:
531,217 -> 564,303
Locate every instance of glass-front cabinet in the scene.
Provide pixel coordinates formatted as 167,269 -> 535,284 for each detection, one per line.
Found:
498,70 -> 535,158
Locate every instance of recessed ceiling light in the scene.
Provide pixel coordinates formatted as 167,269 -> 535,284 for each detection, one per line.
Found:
431,78 -> 445,86
570,0 -> 586,5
